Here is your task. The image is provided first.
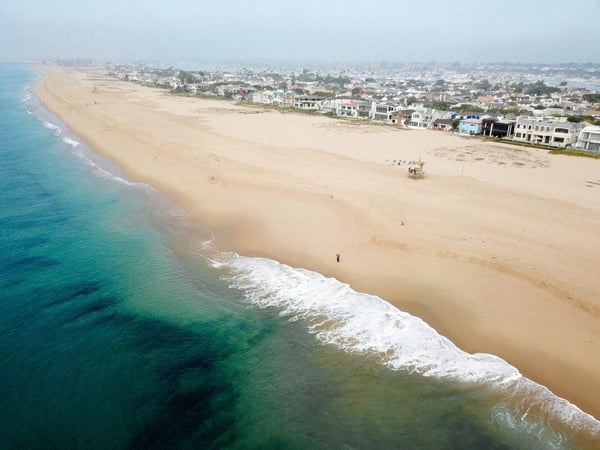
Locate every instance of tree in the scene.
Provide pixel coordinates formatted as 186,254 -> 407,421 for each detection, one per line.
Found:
177,71 -> 195,85
406,96 -> 417,106
567,115 -> 584,123
526,81 -> 559,96
583,93 -> 600,103
476,79 -> 491,90
424,101 -> 449,110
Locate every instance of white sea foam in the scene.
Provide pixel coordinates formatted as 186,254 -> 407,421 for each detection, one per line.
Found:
62,137 -> 80,148
29,86 -> 152,192
77,152 -> 139,188
211,252 -> 600,438
42,120 -> 62,134
217,253 -> 519,383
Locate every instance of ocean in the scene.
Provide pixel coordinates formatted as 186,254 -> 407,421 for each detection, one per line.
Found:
0,64 -> 598,449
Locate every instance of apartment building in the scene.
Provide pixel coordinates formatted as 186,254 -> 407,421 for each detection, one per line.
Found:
513,117 -> 583,148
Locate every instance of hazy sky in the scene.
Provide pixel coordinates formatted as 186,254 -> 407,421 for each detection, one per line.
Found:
1,0 -> 599,65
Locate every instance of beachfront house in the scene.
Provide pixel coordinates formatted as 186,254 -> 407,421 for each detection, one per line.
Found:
481,118 -> 516,138
392,109 -> 414,126
320,98 -> 360,117
373,102 -> 399,122
283,91 -> 296,108
457,118 -> 483,135
513,117 -> 583,148
432,118 -> 454,131
573,126 -> 600,153
357,101 -> 375,119
250,90 -> 275,104
409,110 -> 428,128
294,95 -> 325,110
409,108 -> 451,129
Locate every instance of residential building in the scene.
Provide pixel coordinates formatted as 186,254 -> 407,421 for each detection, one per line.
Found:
249,90 -> 274,104
294,95 -> 325,110
410,108 -> 452,129
373,102 -> 399,122
457,118 -> 482,135
321,98 -> 361,117
337,99 -> 360,117
432,118 -> 454,131
357,101 -> 374,119
392,109 -> 414,126
574,126 -> 600,153
481,118 -> 516,138
513,117 -> 583,147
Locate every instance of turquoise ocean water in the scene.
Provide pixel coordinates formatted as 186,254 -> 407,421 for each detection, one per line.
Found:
0,64 -> 598,449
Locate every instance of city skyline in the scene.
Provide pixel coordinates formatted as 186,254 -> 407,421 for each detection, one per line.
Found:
1,0 -> 599,65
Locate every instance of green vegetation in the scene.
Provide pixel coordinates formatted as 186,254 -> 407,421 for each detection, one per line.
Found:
423,101 -> 450,110
488,107 -> 532,116
351,87 -> 362,97
493,138 -> 599,158
582,93 -> 600,103
525,81 -> 560,96
295,71 -> 350,86
319,74 -> 351,86
475,79 -> 491,90
405,96 -> 418,106
178,70 -> 196,84
549,149 -> 600,158
313,90 -> 336,98
561,114 -> 600,125
566,115 -> 584,123
451,104 -> 485,113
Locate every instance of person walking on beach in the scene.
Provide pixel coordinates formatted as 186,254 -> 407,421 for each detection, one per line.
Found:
336,254 -> 340,263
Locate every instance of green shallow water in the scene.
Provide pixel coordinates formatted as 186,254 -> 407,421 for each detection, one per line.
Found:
0,64 -> 597,449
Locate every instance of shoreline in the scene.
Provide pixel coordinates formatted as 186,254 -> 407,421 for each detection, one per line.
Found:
32,64 -> 600,420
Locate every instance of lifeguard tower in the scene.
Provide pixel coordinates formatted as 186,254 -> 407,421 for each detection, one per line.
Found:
407,159 -> 425,178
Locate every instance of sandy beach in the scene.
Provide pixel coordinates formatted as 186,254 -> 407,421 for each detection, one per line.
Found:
33,66 -> 600,419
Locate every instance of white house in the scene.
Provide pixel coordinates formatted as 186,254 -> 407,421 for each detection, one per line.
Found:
373,102 -> 400,122
294,95 -> 325,110
250,90 -> 274,104
574,126 -> 600,153
513,117 -> 583,148
410,108 -> 452,129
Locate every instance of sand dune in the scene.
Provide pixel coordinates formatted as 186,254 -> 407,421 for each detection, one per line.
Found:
34,65 -> 600,419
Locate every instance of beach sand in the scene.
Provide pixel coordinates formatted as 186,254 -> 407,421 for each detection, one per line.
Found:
33,65 -> 600,419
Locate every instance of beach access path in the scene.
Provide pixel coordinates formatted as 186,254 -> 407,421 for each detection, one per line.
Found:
33,65 -> 600,419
